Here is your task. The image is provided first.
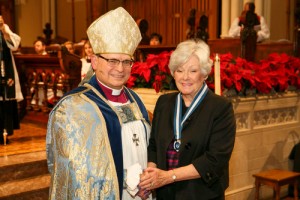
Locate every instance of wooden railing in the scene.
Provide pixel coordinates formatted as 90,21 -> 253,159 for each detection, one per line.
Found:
256,41 -> 295,60
209,38 -> 242,57
134,39 -> 295,62
14,51 -> 81,118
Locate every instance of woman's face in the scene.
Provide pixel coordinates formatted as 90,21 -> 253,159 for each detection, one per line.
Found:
173,55 -> 206,100
84,43 -> 94,58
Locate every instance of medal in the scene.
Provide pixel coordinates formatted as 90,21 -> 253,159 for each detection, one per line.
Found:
173,83 -> 208,153
173,139 -> 181,152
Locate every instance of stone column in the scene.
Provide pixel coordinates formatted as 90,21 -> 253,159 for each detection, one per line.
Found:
231,0 -> 241,22
221,0 -> 231,37
41,0 -> 56,39
254,0 -> 263,16
263,0 -> 272,29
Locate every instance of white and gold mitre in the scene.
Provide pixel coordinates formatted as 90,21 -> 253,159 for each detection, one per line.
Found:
87,7 -> 142,56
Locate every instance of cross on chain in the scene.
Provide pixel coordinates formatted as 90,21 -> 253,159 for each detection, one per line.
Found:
132,134 -> 139,146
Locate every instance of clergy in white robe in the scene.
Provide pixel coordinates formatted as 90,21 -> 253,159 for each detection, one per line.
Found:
228,2 -> 270,42
0,15 -> 23,144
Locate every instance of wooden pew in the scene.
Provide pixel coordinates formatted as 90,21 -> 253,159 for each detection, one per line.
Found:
14,51 -> 81,119
14,54 -> 64,116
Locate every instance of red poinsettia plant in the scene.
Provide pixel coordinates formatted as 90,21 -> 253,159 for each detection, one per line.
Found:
127,51 -> 174,93
127,51 -> 300,96
206,52 -> 300,96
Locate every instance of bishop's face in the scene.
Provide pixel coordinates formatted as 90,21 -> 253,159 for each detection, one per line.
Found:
92,53 -> 133,89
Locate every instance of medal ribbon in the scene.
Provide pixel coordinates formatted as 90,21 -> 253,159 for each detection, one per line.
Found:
173,83 -> 208,151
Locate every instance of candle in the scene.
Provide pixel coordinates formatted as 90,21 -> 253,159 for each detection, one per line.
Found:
214,54 -> 221,95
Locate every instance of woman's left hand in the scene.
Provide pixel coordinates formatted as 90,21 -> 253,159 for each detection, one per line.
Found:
139,167 -> 173,190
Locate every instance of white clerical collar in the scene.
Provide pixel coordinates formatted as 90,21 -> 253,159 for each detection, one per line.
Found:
97,79 -> 123,96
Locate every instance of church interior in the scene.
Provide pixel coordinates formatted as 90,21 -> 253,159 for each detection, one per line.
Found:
1,0 -> 300,199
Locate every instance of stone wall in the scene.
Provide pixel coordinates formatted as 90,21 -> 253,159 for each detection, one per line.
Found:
227,92 -> 300,199
135,89 -> 300,199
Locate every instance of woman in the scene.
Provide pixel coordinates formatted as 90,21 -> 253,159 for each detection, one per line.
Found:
80,40 -> 94,80
140,39 -> 236,200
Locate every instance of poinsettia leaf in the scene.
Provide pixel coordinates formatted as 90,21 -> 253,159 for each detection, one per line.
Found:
126,76 -> 136,88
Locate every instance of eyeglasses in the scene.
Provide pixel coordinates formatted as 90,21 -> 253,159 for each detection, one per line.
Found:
96,54 -> 134,68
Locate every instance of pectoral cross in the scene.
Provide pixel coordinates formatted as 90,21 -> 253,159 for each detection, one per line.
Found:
132,134 -> 139,146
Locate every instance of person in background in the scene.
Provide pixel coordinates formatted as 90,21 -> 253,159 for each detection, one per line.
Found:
139,39 -> 236,200
135,19 -> 150,62
0,13 -> 23,144
47,7 -> 151,200
43,22 -> 53,45
137,18 -> 150,45
34,39 -> 47,55
80,40 -> 94,80
32,38 -> 54,105
63,40 -> 75,54
149,32 -> 162,46
195,15 -> 209,43
228,2 -> 270,42
186,8 -> 196,39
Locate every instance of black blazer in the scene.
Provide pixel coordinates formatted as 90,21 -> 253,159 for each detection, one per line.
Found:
148,90 -> 236,200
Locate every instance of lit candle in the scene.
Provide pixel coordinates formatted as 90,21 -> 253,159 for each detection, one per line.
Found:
214,54 -> 221,95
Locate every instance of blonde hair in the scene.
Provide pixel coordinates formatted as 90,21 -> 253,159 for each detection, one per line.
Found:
81,40 -> 92,58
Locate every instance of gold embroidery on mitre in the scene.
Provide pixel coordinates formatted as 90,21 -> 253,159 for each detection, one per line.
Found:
86,7 -> 142,56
